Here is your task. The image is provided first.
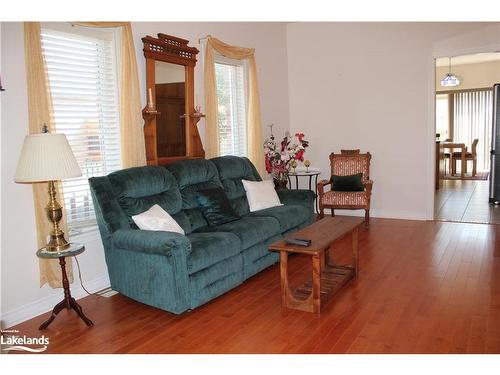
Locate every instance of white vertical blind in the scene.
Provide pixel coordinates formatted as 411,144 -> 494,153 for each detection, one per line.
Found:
453,89 -> 493,171
41,28 -> 121,231
214,57 -> 247,157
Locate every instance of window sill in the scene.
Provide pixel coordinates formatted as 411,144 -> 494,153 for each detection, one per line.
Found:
69,225 -> 100,243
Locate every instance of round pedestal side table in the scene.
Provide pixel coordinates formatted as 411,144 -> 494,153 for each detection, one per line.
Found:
287,170 -> 321,213
36,243 -> 94,330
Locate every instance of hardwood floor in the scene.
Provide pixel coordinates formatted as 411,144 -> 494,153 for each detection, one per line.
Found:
9,218 -> 500,354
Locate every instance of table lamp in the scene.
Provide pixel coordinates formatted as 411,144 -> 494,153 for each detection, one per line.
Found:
15,132 -> 81,252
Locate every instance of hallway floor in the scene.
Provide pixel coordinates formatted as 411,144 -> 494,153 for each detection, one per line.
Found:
435,179 -> 500,224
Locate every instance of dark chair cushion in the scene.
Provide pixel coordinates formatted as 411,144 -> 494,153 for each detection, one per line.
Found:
196,187 -> 240,226
196,216 -> 281,249
246,204 -> 311,232
330,173 -> 365,191
186,232 -> 242,275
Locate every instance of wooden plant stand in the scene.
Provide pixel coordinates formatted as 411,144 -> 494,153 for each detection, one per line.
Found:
36,244 -> 94,330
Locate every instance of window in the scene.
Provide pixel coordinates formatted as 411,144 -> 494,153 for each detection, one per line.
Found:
41,27 -> 121,231
435,94 -> 450,140
453,89 -> 492,171
214,56 -> 247,156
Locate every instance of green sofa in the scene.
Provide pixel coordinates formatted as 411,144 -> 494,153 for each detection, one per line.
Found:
89,156 -> 315,314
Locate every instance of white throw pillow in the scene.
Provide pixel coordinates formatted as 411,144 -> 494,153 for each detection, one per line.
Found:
131,204 -> 185,234
241,179 -> 283,212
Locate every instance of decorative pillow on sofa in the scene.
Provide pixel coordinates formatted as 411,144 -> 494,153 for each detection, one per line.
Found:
196,187 -> 240,226
330,173 -> 365,192
131,204 -> 185,234
241,179 -> 283,212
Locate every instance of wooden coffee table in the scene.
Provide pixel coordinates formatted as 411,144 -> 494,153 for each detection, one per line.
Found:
269,216 -> 363,313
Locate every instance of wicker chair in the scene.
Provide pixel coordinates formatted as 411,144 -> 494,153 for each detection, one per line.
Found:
317,152 -> 373,226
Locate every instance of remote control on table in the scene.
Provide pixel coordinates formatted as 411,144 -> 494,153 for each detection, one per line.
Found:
285,238 -> 311,247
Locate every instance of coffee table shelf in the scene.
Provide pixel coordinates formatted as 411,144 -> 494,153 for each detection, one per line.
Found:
293,264 -> 355,301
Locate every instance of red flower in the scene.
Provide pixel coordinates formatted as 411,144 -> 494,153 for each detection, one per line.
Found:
265,156 -> 272,173
295,133 -> 305,142
295,150 -> 304,162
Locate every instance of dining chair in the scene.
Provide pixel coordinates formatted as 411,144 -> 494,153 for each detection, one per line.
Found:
451,138 -> 479,176
443,139 -> 452,175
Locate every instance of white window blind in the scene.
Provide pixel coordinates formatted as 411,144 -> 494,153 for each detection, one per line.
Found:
214,57 -> 247,157
453,89 -> 493,171
41,28 -> 121,231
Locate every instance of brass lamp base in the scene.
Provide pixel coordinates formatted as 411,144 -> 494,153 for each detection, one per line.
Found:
45,180 -> 70,252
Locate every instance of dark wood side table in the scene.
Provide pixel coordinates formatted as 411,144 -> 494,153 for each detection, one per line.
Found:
269,216 -> 363,313
36,243 -> 94,330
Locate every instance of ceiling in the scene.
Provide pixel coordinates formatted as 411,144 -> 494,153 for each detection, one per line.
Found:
436,52 -> 500,67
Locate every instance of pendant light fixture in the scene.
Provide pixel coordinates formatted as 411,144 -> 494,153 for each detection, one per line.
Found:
440,57 -> 460,87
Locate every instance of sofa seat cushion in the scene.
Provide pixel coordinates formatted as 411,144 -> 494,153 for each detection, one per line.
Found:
196,216 -> 280,249
187,232 -> 242,275
246,204 -> 310,232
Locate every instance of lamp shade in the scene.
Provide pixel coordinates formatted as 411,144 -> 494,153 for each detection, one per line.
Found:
15,133 -> 82,183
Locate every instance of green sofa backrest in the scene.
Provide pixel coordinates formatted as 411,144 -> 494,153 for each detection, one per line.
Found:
210,156 -> 262,216
105,165 -> 192,233
167,158 -> 224,232
89,156 -> 263,239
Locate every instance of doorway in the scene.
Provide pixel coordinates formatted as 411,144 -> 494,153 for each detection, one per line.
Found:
434,52 -> 500,224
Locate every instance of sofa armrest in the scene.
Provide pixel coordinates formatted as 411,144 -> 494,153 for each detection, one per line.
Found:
112,229 -> 191,257
277,189 -> 316,206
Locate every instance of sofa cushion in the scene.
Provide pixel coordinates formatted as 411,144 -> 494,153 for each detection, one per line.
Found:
210,156 -> 262,216
132,204 -> 185,234
246,204 -> 311,233
196,216 -> 281,249
107,166 -> 189,232
167,159 -> 223,232
196,187 -> 240,226
186,232 -> 241,275
242,179 -> 283,212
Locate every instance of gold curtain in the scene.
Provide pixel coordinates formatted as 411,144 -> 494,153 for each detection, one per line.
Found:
23,22 -> 74,288
74,22 -> 146,168
204,37 -> 266,177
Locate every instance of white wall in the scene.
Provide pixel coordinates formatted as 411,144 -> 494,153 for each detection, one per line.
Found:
0,22 -> 290,327
286,22 -> 495,220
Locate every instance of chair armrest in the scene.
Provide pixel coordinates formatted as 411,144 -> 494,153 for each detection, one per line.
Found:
317,179 -> 332,196
364,180 -> 374,194
277,189 -> 316,206
112,229 -> 191,257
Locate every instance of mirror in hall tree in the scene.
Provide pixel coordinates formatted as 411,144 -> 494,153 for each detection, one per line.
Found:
155,61 -> 186,157
142,33 -> 205,165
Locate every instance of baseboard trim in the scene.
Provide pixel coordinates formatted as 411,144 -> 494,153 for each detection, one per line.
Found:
331,208 -> 428,221
1,274 -> 110,329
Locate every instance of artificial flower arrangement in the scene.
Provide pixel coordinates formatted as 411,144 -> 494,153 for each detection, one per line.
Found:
263,131 -> 309,187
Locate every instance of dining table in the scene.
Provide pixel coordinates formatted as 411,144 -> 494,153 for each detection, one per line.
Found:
442,142 -> 467,178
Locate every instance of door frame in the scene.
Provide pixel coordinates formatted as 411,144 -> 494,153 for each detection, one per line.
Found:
427,41 -> 500,220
